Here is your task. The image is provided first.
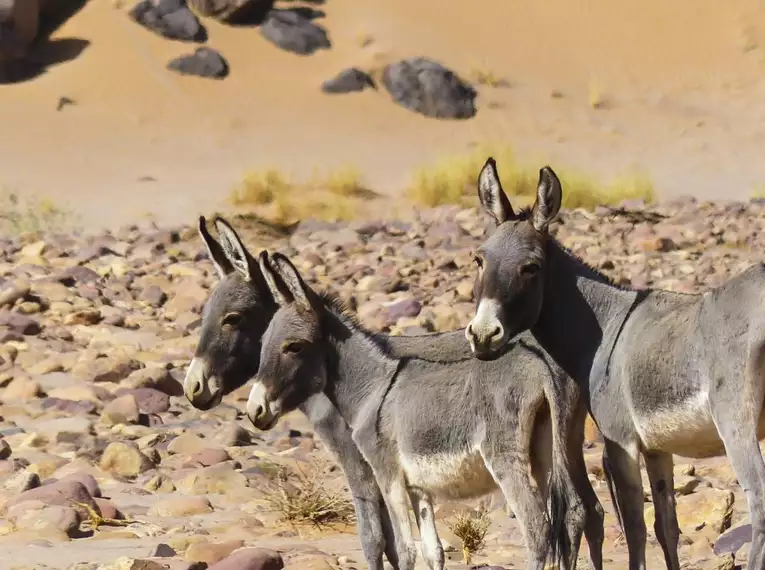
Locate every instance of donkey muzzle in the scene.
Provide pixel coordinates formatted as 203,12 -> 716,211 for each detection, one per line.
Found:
246,380 -> 278,430
466,298 -> 508,358
183,358 -> 222,410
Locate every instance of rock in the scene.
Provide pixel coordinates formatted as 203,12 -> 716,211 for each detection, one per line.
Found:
188,0 -> 266,22
102,394 -> 141,426
129,0 -> 206,42
0,310 -> 42,335
3,470 -> 39,493
2,479 -> 99,520
1,376 -> 42,401
99,442 -> 155,478
714,522 -> 751,556
123,366 -> 182,396
379,296 -> 422,326
706,553 -> 735,570
114,387 -> 170,414
214,423 -> 253,447
0,437 -> 10,459
34,417 -> 94,444
260,9 -> 330,56
148,495 -> 213,517
185,540 -> 245,564
652,488 -> 735,535
144,473 -> 176,493
96,558 -> 167,570
41,397 -> 97,415
321,68 -> 374,94
49,472 -> 102,498
0,0 -> 39,64
207,548 -> 284,570
73,355 -> 143,383
151,543 -> 177,557
183,447 -> 232,467
674,475 -> 702,496
167,432 -> 210,455
10,503 -> 81,538
168,47 -> 229,79
382,57 -> 476,119
177,462 -> 248,495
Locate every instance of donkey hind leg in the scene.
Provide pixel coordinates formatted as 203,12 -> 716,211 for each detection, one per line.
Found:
603,439 -> 647,570
711,399 -> 765,570
482,447 -> 550,570
643,452 -> 680,570
566,406 -> 604,570
379,477 -> 418,570
408,489 -> 445,570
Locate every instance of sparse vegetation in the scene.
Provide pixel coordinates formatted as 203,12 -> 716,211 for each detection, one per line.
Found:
229,165 -> 372,224
470,68 -> 505,88
588,79 -> 607,109
0,190 -> 71,235
263,464 -> 356,529
407,143 -> 656,210
447,508 -> 491,565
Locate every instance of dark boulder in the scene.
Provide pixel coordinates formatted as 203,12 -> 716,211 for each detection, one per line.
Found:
259,9 -> 329,56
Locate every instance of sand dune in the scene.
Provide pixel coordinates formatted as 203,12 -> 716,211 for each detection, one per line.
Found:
1,0 -> 765,230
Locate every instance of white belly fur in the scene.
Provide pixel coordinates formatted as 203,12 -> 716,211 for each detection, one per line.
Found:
400,450 -> 498,500
634,391 -> 724,458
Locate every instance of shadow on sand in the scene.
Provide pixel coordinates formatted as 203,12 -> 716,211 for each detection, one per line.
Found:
0,0 -> 90,85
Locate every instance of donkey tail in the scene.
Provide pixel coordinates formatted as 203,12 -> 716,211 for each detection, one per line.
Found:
546,459 -> 574,570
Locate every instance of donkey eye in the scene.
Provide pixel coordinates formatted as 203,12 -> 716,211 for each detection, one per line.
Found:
520,263 -> 540,276
282,341 -> 305,354
222,312 -> 242,327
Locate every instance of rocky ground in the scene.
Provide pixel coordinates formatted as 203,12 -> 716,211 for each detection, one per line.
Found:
0,197 -> 764,569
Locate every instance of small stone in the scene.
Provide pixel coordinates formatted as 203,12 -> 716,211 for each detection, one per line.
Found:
148,496 -> 213,517
0,311 -> 42,335
185,540 -> 246,564
184,448 -> 232,468
168,47 -> 229,79
321,68 -> 374,94
102,394 -> 141,426
100,442 -> 155,478
207,548 -> 284,570
259,9 -> 330,55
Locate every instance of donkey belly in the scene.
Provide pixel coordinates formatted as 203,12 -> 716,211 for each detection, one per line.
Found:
400,451 -> 498,500
634,393 -> 724,458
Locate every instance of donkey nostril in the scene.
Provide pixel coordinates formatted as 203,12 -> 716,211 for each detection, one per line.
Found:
252,405 -> 264,420
490,326 -> 502,339
467,324 -> 474,337
192,380 -> 204,397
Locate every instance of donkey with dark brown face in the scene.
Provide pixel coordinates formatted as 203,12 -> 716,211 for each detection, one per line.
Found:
466,158 -> 765,570
246,250 -> 604,570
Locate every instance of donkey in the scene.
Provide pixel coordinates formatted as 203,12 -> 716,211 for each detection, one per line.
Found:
465,157 -> 765,570
184,215 -> 517,570
245,250 -> 605,570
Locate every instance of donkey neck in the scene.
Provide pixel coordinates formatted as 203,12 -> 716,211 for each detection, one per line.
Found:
320,303 -> 401,430
531,239 -> 640,389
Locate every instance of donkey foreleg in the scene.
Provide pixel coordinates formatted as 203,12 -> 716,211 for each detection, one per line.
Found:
643,451 -> 680,570
302,395 -> 394,570
603,439 -> 647,570
409,489 -> 445,570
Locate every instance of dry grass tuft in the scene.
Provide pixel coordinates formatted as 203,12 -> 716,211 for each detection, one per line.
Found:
447,509 -> 491,565
263,464 -> 356,529
407,143 -> 655,210
588,79 -> 607,109
470,68 -> 505,88
0,190 -> 71,235
229,165 -> 371,224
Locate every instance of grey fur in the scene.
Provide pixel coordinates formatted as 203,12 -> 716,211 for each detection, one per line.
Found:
466,158 -> 765,570
246,250 -> 604,570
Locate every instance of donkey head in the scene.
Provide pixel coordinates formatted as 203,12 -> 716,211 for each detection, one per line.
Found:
246,251 -> 327,430
183,216 -> 276,410
465,158 -> 562,359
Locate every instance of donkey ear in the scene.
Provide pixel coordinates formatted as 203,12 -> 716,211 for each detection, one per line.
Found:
270,253 -> 315,312
199,216 -> 234,279
214,217 -> 257,282
477,157 -> 514,225
531,166 -> 562,233
257,251 -> 291,306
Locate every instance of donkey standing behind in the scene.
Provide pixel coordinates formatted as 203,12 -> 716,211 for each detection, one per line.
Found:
184,215 -> 509,570
245,250 -> 605,570
466,158 -> 765,570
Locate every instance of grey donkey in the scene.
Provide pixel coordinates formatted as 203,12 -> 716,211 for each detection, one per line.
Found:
246,249 -> 606,570
184,215 -> 528,570
465,157 -> 765,570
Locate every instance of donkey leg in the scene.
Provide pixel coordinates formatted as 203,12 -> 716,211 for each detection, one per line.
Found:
302,395 -> 394,570
408,489 -> 445,570
482,447 -> 550,570
603,439 -> 647,570
643,451 -> 680,570
710,409 -> 765,569
567,405 -> 605,570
